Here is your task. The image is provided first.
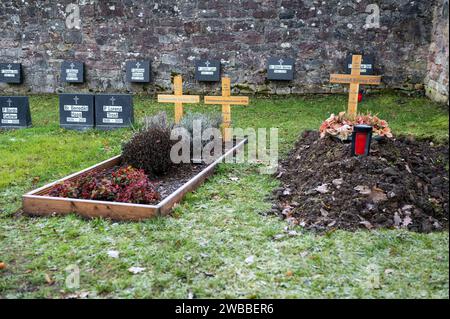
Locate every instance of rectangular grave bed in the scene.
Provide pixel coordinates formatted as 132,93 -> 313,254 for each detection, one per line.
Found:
22,138 -> 247,221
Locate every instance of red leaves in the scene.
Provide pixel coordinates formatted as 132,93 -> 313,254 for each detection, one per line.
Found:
49,166 -> 160,204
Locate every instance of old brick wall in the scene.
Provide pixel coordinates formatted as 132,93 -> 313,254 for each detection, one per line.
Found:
425,0 -> 449,104
0,0 -> 441,96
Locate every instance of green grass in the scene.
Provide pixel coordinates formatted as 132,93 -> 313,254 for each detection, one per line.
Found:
0,93 -> 448,298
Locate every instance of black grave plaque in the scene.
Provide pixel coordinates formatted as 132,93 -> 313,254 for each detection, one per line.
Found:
0,96 -> 32,129
0,63 -> 22,84
345,54 -> 375,75
95,94 -> 134,130
59,94 -> 95,131
195,60 -> 221,82
126,60 -> 151,83
267,57 -> 295,81
61,61 -> 84,83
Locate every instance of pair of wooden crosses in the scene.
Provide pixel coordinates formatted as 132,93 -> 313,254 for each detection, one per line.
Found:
158,76 -> 248,142
158,55 -> 382,141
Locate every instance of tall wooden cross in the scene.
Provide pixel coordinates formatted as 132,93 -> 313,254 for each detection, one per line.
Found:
157,75 -> 200,123
204,77 -> 249,142
330,55 -> 382,118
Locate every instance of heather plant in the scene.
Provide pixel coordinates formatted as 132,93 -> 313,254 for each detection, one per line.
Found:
49,166 -> 160,204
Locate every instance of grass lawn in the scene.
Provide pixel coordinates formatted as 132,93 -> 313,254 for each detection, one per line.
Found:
0,92 -> 448,298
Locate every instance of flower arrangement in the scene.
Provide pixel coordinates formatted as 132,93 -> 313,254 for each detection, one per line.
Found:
49,166 -> 160,204
319,112 -> 393,141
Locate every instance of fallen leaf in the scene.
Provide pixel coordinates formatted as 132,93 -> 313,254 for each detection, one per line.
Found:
402,216 -> 413,228
354,185 -> 371,195
299,251 -> 309,258
332,178 -> 344,187
107,250 -> 120,259
245,256 -> 255,265
45,273 -> 55,285
384,269 -> 395,275
327,220 -> 336,227
315,184 -> 329,194
370,187 -> 388,203
128,267 -> 146,274
394,212 -> 402,227
320,208 -> 329,217
360,220 -> 373,229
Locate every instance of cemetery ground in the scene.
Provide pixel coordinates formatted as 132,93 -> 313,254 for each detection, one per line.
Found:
0,93 -> 449,299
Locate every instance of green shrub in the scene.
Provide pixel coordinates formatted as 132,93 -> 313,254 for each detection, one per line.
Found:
141,111 -> 173,131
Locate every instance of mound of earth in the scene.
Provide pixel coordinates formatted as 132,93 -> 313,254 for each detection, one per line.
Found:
271,131 -> 449,233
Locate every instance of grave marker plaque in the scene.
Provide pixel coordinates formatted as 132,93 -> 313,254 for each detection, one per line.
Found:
345,54 -> 374,75
267,57 -> 295,81
0,96 -> 31,129
95,94 -> 134,130
126,60 -> 151,83
59,94 -> 95,131
61,61 -> 84,83
0,63 -> 22,83
195,60 -> 221,82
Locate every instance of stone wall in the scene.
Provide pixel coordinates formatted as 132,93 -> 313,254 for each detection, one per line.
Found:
0,0 -> 441,97
425,0 -> 449,105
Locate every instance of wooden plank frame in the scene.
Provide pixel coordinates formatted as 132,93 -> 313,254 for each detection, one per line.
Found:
22,138 -> 247,221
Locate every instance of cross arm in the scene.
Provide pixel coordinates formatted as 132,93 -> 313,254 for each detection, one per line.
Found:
330,74 -> 382,85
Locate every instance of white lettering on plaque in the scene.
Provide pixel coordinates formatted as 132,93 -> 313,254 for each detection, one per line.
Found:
1,119 -> 20,124
103,118 -> 123,124
66,117 -> 87,123
106,112 -> 119,118
3,114 -> 18,119
64,105 -> 89,112
103,106 -> 123,112
2,107 -> 18,113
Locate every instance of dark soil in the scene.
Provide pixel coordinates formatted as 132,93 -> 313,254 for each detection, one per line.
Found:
151,163 -> 206,200
271,131 -> 449,233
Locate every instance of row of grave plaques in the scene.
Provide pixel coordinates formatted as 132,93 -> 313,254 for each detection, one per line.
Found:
59,94 -> 134,131
0,94 -> 133,130
1,55 -> 375,84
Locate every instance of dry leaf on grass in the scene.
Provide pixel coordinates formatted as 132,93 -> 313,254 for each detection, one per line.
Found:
128,267 -> 146,274
45,273 -> 55,285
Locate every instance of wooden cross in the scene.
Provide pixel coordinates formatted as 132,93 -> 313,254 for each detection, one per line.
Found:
330,55 -> 382,118
204,77 -> 249,142
157,75 -> 200,123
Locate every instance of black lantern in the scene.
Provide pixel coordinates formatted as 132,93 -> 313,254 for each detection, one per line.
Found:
351,125 -> 373,156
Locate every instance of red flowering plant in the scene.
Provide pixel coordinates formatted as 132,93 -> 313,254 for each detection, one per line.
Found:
49,166 -> 160,204
319,111 -> 393,141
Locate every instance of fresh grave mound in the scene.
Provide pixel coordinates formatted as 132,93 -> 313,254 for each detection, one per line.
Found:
272,131 -> 449,233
